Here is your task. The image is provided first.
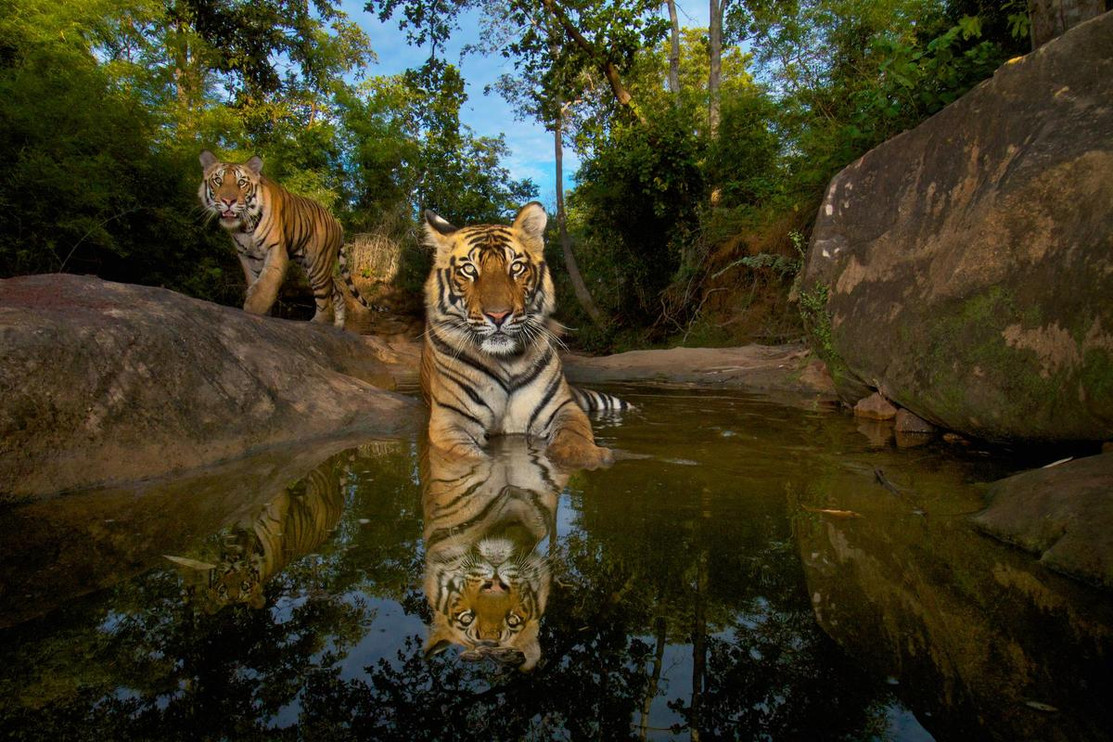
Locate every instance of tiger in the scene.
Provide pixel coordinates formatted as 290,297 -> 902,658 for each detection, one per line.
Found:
167,459 -> 345,613
420,437 -> 563,672
198,150 -> 379,326
420,201 -> 627,471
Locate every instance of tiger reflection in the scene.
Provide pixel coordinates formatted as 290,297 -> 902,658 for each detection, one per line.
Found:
420,438 -> 564,672
169,460 -> 344,613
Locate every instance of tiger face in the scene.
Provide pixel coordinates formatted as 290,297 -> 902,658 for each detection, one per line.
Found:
423,203 -> 555,357
198,150 -> 264,230
428,536 -> 549,670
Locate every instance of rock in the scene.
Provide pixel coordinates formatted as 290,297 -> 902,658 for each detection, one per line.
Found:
800,12 -> 1113,442
561,343 -> 837,400
0,274 -> 422,500
854,392 -> 898,420
895,408 -> 936,434
972,452 -> 1113,589
795,460 -> 1113,740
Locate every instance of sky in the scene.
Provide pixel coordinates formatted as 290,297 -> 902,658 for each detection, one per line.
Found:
340,1 -> 712,211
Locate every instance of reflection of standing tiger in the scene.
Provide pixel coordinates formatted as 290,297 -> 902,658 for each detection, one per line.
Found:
421,438 -> 564,672
420,202 -> 626,470
168,460 -> 345,613
198,150 -> 377,326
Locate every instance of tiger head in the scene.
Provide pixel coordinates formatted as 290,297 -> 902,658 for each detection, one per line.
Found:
199,150 -> 265,230
424,535 -> 550,672
422,202 -> 555,357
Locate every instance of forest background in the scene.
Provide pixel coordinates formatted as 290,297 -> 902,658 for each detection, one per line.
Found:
0,0 -> 1030,352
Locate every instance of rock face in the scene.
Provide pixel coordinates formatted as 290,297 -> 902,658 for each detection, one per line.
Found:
0,274 -> 421,500
801,12 -> 1113,442
973,453 -> 1113,589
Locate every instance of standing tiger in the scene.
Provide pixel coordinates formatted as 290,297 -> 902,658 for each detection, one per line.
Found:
421,202 -> 627,471
198,150 -> 375,325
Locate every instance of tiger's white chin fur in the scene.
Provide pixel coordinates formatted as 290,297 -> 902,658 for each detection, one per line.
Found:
476,537 -> 516,565
478,332 -> 521,356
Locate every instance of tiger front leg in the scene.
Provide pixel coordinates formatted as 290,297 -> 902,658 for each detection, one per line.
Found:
243,243 -> 290,316
427,403 -> 489,461
545,404 -> 613,471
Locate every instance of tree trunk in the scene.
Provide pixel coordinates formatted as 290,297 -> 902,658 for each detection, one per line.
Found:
708,0 -> 723,206
708,0 -> 722,138
1028,0 -> 1105,48
666,0 -> 681,97
554,111 -> 603,324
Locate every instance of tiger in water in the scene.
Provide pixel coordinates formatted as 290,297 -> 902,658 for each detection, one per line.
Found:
198,150 -> 377,326
421,438 -> 562,672
167,460 -> 344,613
420,202 -> 628,470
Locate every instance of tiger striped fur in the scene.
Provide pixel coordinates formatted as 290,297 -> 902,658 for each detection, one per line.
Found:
199,150 -> 378,326
169,459 -> 344,613
420,202 -> 620,470
421,438 -> 561,671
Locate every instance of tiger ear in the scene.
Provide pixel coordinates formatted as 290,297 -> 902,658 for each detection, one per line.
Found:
425,210 -> 457,236
245,156 -> 264,174
512,202 -> 547,253
423,210 -> 458,259
200,150 -> 218,171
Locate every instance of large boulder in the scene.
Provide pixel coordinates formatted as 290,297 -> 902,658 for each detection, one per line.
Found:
0,274 -> 421,500
801,12 -> 1113,442
972,452 -> 1113,589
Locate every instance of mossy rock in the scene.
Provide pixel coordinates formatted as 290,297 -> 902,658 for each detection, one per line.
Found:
801,13 -> 1113,442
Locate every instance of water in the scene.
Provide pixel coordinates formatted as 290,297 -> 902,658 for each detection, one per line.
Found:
0,389 -> 1110,741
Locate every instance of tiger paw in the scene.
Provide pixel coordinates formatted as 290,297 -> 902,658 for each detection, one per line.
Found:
546,434 -> 614,471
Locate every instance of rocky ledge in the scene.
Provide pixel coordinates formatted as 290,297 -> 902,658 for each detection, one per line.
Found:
0,274 -> 421,501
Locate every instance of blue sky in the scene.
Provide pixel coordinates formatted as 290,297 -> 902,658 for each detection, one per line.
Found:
340,1 -> 712,210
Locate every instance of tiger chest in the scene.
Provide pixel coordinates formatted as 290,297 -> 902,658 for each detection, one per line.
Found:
498,392 -> 540,435
231,229 -> 269,261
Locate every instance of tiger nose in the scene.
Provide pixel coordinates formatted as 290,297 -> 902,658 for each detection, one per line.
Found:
485,309 -> 510,327
481,577 -> 508,594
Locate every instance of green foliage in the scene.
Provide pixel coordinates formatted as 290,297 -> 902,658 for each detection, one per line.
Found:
734,0 -> 1026,202
797,282 -> 838,370
570,106 -> 705,325
0,0 -> 534,310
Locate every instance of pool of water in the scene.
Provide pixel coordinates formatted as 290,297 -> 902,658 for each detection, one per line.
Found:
1,389 -> 1110,741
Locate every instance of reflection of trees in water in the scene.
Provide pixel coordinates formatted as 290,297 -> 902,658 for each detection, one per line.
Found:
0,442 -> 424,740
2,429 -> 975,741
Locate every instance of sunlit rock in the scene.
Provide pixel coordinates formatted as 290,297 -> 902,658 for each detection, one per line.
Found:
0,274 -> 421,500
801,12 -> 1113,442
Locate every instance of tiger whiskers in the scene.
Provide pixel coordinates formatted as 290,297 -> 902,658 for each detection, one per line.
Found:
524,317 -> 567,352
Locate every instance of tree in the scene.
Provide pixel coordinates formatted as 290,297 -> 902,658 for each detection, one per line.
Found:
665,0 -> 681,96
553,103 -> 604,324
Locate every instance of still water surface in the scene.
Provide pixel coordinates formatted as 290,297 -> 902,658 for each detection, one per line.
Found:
1,389 -> 1110,741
